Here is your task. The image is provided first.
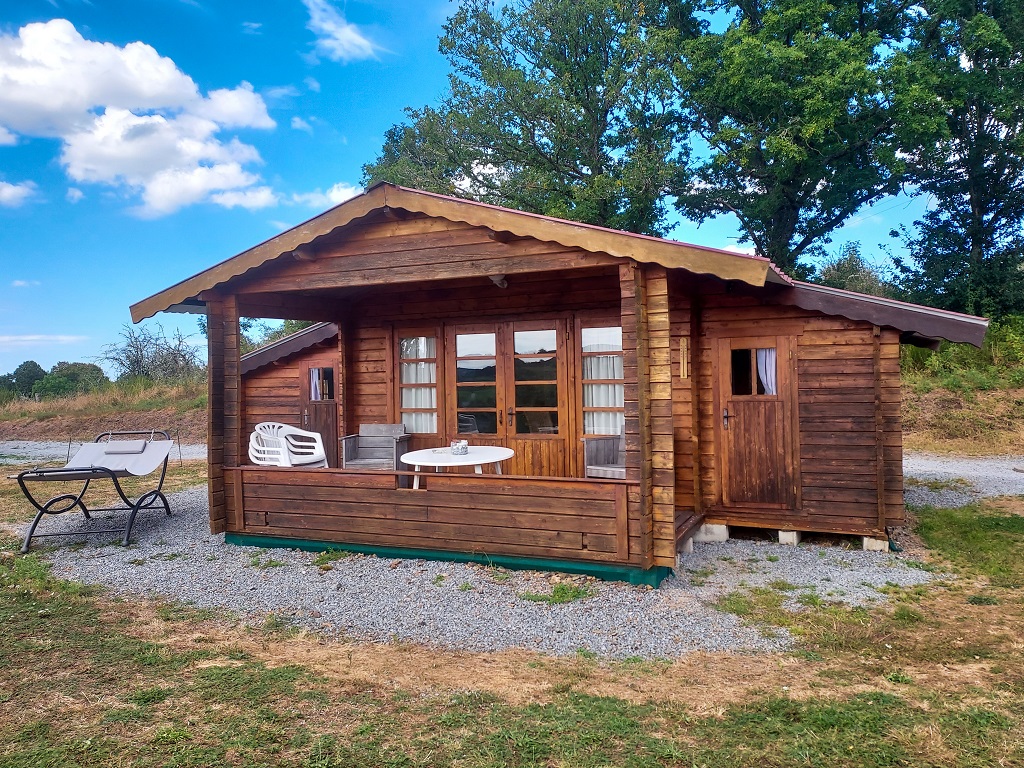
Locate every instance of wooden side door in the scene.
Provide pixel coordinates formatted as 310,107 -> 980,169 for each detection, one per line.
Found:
503,319 -> 570,477
713,335 -> 799,509
303,365 -> 339,467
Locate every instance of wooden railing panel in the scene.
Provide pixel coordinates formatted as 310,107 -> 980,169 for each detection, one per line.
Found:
229,468 -> 639,566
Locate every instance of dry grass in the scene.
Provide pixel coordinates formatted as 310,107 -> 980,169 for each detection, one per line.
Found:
0,459 -> 207,529
0,382 -> 207,443
902,387 -> 1024,454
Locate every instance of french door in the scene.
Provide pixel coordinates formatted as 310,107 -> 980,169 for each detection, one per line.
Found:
445,320 -> 569,477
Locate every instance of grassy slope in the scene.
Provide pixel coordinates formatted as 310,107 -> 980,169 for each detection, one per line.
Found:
0,383 -> 207,443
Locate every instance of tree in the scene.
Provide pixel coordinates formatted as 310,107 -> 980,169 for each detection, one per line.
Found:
32,362 -> 110,399
811,242 -> 897,297
895,0 -> 1024,317
661,0 -> 926,273
363,0 -> 680,235
10,360 -> 45,396
98,324 -> 204,382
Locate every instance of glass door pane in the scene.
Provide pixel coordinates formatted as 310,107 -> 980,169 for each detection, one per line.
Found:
512,327 -> 559,434
454,331 -> 499,434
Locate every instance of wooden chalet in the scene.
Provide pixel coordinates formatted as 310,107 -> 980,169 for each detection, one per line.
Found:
131,183 -> 988,585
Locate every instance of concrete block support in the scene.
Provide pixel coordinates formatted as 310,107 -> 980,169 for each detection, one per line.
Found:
693,523 -> 729,543
863,536 -> 889,552
778,530 -> 801,546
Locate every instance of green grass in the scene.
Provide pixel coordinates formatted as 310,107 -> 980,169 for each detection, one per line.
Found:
311,548 -> 350,567
1,497 -> 1023,767
519,582 -> 596,605
915,503 -> 1024,587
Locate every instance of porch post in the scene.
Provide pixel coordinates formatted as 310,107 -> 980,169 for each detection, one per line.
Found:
204,292 -> 227,534
619,262 -> 654,568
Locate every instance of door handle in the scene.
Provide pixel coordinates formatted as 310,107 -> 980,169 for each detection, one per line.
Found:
507,407 -> 514,427
723,408 -> 732,430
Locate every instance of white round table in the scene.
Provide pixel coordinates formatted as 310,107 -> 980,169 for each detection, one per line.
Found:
400,446 -> 515,489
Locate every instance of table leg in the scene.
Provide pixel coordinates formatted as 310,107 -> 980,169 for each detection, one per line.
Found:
474,464 -> 483,474
413,465 -> 422,490
496,464 -> 502,475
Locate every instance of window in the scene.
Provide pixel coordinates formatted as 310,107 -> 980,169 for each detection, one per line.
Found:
730,348 -> 777,396
309,367 -> 334,400
581,326 -> 624,435
399,335 -> 438,433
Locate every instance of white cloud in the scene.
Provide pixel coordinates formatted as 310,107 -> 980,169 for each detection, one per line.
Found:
211,186 -> 278,209
0,126 -> 15,145
66,187 -> 83,203
265,85 -> 300,101
0,334 -> 87,348
291,116 -> 313,132
0,180 -> 35,207
0,19 -> 277,216
304,77 -> 321,92
242,21 -> 262,35
302,0 -> 380,62
11,280 -> 41,287
292,181 -> 362,208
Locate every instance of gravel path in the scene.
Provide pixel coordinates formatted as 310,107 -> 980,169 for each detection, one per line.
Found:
33,483 -> 939,659
11,439 -> 1006,658
902,453 -> 1024,507
0,440 -> 206,464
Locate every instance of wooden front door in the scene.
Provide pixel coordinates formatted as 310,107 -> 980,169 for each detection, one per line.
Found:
714,335 -> 798,509
446,320 -> 569,477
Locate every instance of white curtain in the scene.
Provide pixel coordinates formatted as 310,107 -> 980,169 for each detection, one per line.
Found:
756,348 -> 777,395
309,368 -> 321,401
400,359 -> 437,433
583,353 -> 625,434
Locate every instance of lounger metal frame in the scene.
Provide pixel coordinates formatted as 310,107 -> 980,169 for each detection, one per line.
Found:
17,430 -> 173,553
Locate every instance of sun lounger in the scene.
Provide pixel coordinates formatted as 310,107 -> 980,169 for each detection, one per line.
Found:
16,430 -> 175,553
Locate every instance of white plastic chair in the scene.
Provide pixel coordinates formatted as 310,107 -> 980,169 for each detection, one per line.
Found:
248,422 -> 328,468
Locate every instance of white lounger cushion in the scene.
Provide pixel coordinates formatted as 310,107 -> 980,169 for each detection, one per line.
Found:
65,440 -> 174,477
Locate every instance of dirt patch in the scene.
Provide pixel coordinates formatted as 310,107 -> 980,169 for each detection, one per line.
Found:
103,590 -> 1018,715
0,407 -> 206,443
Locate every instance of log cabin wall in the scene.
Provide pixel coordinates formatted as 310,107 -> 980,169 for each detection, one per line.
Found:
241,345 -> 340,444
672,279 -> 904,538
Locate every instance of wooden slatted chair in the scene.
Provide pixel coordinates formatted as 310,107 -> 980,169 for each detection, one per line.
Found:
341,424 -> 411,471
582,431 -> 626,479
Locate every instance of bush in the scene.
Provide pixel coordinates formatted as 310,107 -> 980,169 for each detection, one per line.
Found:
901,314 -> 1024,391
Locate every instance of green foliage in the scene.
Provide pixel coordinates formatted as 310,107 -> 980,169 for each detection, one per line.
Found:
31,362 -> 110,399
811,243 -> 897,297
901,315 -> 1024,391
7,360 -> 45,396
896,0 -> 1024,317
663,0 -> 919,272
364,0 -> 679,236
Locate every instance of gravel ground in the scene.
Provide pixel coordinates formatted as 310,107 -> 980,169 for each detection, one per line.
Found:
902,453 -> 1024,507
0,440 -> 206,465
32,482 -> 939,659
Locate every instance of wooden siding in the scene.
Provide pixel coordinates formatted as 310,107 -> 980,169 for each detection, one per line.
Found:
673,283 -> 905,537
226,468 -> 639,566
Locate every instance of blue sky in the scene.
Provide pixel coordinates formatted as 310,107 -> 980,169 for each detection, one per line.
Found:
0,0 -> 925,378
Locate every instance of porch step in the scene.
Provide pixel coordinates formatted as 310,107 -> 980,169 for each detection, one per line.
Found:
675,512 -> 706,555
